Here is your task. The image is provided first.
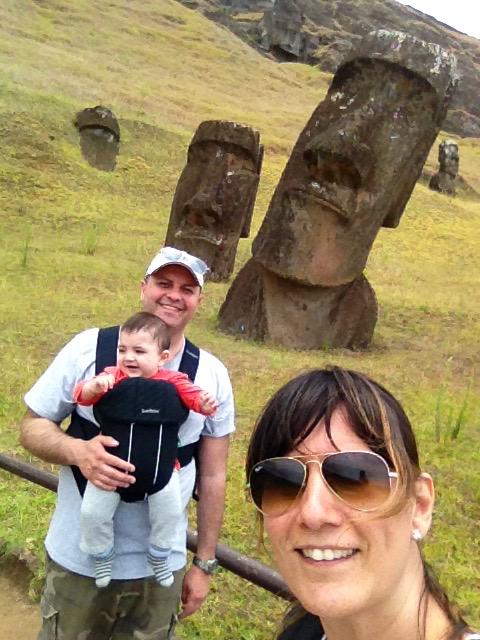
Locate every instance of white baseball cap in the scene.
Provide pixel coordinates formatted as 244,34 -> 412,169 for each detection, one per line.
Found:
145,247 -> 210,287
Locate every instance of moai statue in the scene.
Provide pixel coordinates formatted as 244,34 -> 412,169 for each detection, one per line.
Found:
429,139 -> 459,195
74,106 -> 120,171
164,120 -> 263,282
260,0 -> 306,61
219,30 -> 457,349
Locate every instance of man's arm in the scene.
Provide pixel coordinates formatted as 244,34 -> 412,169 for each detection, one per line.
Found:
180,434 -> 229,618
20,409 -> 135,491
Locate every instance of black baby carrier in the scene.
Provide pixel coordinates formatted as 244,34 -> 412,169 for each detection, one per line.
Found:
67,325 -> 200,502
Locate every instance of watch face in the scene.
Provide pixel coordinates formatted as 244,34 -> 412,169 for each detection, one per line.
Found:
207,559 -> 219,571
193,557 -> 219,574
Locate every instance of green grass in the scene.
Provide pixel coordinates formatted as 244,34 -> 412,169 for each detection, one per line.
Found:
0,0 -> 479,636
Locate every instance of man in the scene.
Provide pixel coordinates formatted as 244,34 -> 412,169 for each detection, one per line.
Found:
20,246 -> 234,640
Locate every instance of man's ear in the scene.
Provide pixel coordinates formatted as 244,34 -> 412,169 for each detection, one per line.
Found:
412,472 -> 435,539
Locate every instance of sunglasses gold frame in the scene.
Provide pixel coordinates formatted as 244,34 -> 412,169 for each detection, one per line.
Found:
248,450 -> 398,516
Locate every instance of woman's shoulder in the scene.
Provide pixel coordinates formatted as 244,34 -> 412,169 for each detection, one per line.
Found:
276,621 -> 480,640
277,613 -> 323,640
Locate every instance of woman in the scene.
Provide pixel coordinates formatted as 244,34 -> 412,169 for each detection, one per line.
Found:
246,367 -> 478,640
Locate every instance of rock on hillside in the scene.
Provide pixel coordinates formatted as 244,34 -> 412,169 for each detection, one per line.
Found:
177,0 -> 480,138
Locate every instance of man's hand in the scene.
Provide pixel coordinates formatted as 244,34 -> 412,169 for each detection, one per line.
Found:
20,410 -> 135,492
73,435 -> 136,491
179,565 -> 211,619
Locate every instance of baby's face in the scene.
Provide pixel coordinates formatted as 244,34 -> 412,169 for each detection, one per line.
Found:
117,329 -> 162,378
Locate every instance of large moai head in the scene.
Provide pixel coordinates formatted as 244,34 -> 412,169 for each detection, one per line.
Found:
252,30 -> 457,288
74,106 -> 120,171
439,139 -> 459,178
165,120 -> 263,282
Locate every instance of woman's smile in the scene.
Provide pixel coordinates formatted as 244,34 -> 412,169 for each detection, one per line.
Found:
299,547 -> 358,562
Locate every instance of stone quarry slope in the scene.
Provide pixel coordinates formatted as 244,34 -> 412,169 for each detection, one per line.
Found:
178,0 -> 480,138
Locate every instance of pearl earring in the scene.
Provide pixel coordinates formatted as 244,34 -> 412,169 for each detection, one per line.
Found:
411,528 -> 423,542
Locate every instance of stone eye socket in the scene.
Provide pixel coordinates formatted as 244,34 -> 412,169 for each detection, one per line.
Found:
304,149 -> 362,190
184,205 -> 219,228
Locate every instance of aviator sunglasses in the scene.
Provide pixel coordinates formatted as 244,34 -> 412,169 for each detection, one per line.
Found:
248,450 -> 398,516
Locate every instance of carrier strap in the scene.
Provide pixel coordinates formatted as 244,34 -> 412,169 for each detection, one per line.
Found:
95,325 -> 120,375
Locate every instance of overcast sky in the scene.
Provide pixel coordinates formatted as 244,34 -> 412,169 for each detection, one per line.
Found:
396,0 -> 480,40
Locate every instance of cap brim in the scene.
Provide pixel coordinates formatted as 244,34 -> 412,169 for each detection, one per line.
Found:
147,260 -> 202,286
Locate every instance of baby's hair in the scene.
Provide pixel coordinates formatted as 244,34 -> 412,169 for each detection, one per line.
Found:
120,312 -> 171,351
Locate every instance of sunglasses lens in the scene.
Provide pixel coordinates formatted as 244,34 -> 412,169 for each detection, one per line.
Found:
250,459 -> 305,516
322,452 -> 391,510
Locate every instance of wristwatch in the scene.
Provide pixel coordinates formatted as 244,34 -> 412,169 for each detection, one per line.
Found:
192,555 -> 219,575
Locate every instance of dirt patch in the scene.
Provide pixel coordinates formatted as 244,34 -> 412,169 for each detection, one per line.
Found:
0,557 -> 40,639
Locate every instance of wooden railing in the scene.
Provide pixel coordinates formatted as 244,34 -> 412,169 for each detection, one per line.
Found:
0,452 -> 291,600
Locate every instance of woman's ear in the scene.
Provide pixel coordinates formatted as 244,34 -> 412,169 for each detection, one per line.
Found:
412,472 -> 435,539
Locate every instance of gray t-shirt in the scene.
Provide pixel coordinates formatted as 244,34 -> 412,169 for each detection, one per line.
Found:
24,328 -> 235,579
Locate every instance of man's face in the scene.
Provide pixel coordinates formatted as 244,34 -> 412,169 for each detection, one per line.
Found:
253,59 -> 438,287
140,264 -> 202,334
166,134 -> 260,279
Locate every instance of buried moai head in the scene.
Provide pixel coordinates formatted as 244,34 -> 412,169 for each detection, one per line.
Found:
74,106 -> 120,171
429,139 -> 459,195
252,30 -> 458,288
164,120 -> 263,282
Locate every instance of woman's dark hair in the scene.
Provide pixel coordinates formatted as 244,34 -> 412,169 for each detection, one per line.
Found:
246,366 -> 470,640
121,312 -> 170,351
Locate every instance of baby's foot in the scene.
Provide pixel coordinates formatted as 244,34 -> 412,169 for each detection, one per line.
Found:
147,552 -> 174,587
95,549 -> 114,588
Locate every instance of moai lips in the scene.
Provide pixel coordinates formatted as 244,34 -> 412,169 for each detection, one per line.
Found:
219,30 -> 457,349
74,106 -> 120,172
165,120 -> 263,282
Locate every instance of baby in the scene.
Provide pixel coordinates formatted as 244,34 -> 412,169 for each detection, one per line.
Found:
73,311 -> 217,588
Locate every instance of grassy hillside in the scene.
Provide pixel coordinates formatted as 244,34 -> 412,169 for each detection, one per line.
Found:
0,1 -> 479,637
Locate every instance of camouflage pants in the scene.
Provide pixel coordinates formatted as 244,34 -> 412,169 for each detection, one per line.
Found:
38,556 -> 185,640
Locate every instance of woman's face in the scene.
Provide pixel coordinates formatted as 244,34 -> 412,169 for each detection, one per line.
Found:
263,409 -> 428,623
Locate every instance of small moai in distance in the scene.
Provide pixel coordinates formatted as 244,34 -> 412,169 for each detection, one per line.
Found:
260,0 -> 318,63
219,30 -> 457,349
74,106 -> 120,171
429,139 -> 459,196
164,120 -> 263,282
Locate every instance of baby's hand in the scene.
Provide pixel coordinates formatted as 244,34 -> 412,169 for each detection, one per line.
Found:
85,373 -> 115,396
199,391 -> 218,416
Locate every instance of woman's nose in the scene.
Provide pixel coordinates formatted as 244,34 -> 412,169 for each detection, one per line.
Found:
296,463 -> 345,529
